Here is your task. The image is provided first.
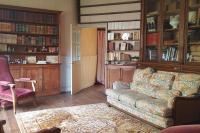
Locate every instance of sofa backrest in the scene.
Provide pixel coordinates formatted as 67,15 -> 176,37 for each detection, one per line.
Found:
131,68 -> 200,97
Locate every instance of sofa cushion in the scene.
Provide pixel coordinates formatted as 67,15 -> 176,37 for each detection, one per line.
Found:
155,89 -> 181,108
136,97 -> 172,117
132,67 -> 154,84
130,82 -> 160,98
172,73 -> 200,96
119,91 -> 147,107
105,89 -> 133,100
150,73 -> 175,90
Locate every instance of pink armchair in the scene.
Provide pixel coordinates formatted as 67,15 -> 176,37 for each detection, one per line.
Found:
0,56 -> 37,113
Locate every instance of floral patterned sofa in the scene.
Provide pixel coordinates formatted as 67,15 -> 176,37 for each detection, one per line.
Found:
105,67 -> 200,128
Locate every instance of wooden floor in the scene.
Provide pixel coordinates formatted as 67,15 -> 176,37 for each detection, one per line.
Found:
0,84 -> 106,133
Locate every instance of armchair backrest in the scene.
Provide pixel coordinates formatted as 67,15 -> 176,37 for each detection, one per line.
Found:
0,56 -> 14,85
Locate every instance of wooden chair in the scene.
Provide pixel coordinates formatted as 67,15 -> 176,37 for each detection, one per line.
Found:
0,120 -> 6,133
0,56 -> 37,114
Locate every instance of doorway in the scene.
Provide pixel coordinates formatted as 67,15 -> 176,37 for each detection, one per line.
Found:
71,26 -> 106,94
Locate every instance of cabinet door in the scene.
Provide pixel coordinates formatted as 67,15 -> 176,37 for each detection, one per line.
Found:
10,66 -> 23,88
42,66 -> 60,95
22,67 -> 43,96
121,66 -> 136,83
105,66 -> 121,88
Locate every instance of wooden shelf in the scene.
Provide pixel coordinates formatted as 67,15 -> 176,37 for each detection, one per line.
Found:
146,44 -> 158,47
147,31 -> 158,34
107,50 -> 140,52
0,31 -> 58,36
163,42 -> 179,46
189,4 -> 200,9
108,28 -> 140,31
0,19 -> 58,26
188,25 -> 200,30
108,40 -> 140,42
146,11 -> 159,17
0,43 -> 59,47
164,28 -> 179,32
0,52 -> 58,55
165,10 -> 180,15
187,42 -> 200,45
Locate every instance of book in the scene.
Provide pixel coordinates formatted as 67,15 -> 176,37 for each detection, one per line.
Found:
46,55 -> 58,64
147,33 -> 159,45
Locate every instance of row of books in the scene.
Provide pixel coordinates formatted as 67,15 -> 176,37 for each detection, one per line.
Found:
108,21 -> 140,30
6,46 -> 59,53
0,9 -> 57,24
0,34 -> 58,45
7,55 -> 58,64
0,34 -> 17,44
188,45 -> 200,62
108,31 -> 140,41
0,22 -> 58,35
108,42 -> 140,51
146,48 -> 157,60
17,36 -> 58,46
162,47 -> 179,61
147,33 -> 159,46
107,52 -> 131,61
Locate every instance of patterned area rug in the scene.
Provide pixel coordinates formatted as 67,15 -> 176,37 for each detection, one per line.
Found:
15,103 -> 160,133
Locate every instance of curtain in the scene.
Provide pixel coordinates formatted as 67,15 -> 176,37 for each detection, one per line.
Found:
97,29 -> 105,84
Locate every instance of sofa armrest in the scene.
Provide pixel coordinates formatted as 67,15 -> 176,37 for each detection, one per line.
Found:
173,95 -> 200,125
112,81 -> 130,90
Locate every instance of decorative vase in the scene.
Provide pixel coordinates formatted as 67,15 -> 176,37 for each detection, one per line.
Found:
170,15 -> 179,29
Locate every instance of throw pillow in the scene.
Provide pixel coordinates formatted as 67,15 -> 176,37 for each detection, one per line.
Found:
172,73 -> 200,96
150,73 -> 175,90
132,67 -> 154,83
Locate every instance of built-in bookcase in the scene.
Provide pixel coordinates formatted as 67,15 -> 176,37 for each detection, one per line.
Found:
143,0 -> 183,63
185,0 -> 200,64
0,5 -> 60,64
106,21 -> 141,65
142,0 -> 200,67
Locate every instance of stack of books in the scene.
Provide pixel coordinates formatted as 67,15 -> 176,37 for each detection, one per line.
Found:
147,48 -> 157,60
189,45 -> 200,62
162,46 -> 179,61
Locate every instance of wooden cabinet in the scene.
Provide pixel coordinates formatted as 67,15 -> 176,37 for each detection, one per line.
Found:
121,67 -> 135,83
10,64 -> 60,96
105,65 -> 136,88
43,66 -> 60,95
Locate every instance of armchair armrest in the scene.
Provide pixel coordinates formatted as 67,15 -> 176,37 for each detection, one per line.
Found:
14,78 -> 36,92
0,120 -> 6,133
0,81 -> 15,88
173,95 -> 200,125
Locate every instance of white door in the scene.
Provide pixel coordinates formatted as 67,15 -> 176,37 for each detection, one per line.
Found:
70,24 -> 81,95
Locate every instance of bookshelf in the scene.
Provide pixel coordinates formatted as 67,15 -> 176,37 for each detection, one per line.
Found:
0,5 -> 61,96
0,5 -> 60,64
143,0 -> 185,63
144,0 -> 160,61
141,0 -> 200,73
186,0 -> 200,64
106,21 -> 141,65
